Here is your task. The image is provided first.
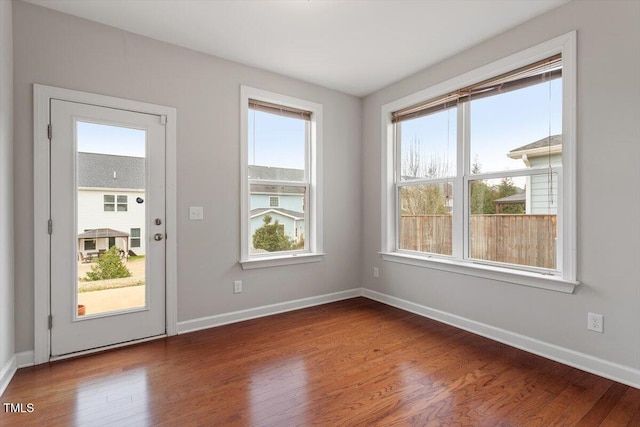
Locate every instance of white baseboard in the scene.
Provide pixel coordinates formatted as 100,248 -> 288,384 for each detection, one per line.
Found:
0,355 -> 17,397
177,288 -> 362,334
8,289 -> 638,392
1,351 -> 35,396
362,288 -> 640,389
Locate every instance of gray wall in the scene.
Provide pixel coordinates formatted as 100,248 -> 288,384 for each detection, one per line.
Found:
12,1 -> 362,353
361,1 -> 640,369
0,0 -> 14,373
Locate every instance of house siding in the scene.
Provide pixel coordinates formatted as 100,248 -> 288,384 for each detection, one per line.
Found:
250,192 -> 305,244
77,189 -> 146,256
251,193 -> 303,213
526,153 -> 561,214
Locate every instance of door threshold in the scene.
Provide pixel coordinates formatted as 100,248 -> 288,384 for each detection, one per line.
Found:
50,334 -> 167,362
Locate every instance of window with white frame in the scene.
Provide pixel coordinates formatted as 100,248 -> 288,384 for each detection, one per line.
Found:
130,228 -> 141,248
381,33 -> 577,292
240,86 -> 323,268
104,194 -> 128,212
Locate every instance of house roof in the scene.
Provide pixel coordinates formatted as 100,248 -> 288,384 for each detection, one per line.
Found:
78,228 -> 130,238
493,192 -> 526,204
251,208 -> 304,221
78,152 -> 145,189
248,165 -> 304,181
508,134 -> 562,159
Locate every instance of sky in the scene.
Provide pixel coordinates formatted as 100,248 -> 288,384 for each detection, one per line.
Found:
400,78 -> 562,187
248,109 -> 306,170
77,121 -> 146,158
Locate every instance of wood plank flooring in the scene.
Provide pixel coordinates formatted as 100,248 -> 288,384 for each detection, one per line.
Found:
2,298 -> 638,426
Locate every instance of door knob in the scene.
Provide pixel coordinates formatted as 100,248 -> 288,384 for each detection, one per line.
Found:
154,233 -> 164,241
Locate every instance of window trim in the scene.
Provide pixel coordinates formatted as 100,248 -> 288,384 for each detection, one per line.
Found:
103,194 -> 115,211
130,227 -> 141,248
380,32 -> 578,293
117,194 -> 128,212
240,86 -> 324,269
104,193 -> 128,212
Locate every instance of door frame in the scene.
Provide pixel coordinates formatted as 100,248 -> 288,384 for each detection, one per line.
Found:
33,84 -> 178,364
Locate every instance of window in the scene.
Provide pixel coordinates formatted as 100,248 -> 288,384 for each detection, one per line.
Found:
117,195 -> 128,212
130,228 -> 141,248
381,33 -> 577,292
240,86 -> 323,269
103,195 -> 115,211
84,240 -> 96,251
104,194 -> 127,212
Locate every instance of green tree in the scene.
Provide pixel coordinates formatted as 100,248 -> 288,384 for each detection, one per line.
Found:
496,177 -> 518,199
253,215 -> 295,252
495,177 -> 525,214
470,180 -> 497,214
83,246 -> 132,281
469,160 -> 496,214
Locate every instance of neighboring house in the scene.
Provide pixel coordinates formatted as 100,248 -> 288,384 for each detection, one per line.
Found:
248,165 -> 305,245
507,134 -> 561,214
77,152 -> 146,257
493,192 -> 526,213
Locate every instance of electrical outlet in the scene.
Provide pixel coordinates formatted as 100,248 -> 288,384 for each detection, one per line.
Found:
373,267 -> 379,278
234,280 -> 242,294
587,312 -> 603,333
189,206 -> 204,220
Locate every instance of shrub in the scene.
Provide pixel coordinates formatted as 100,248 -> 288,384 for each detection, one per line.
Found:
83,246 -> 132,281
253,215 -> 295,252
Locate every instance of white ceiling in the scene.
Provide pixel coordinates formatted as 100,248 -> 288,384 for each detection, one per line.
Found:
23,0 -> 569,97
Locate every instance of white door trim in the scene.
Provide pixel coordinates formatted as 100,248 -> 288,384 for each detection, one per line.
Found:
33,84 -> 178,364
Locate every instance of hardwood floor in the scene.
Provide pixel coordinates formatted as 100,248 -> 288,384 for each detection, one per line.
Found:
2,298 -> 638,426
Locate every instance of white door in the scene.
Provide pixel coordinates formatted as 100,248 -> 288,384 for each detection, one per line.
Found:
50,99 -> 166,357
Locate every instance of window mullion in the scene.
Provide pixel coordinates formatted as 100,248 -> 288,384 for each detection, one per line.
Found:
394,122 -> 401,251
452,103 -> 467,260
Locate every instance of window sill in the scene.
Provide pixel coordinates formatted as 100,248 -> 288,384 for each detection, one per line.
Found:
240,253 -> 325,270
380,252 -> 579,294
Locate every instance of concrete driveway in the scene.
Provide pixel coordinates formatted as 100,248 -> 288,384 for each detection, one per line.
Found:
77,257 -> 146,315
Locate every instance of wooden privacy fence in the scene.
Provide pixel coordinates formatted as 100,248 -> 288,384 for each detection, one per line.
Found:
400,214 -> 557,269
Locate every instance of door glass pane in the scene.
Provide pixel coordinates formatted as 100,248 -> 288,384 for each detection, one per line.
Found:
76,121 -> 146,317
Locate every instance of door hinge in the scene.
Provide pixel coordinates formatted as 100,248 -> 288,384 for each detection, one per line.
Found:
160,115 -> 167,125
47,124 -> 52,140
47,219 -> 53,235
48,315 -> 53,330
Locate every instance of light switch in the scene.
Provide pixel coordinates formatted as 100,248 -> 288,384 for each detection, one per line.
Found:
189,206 -> 204,220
